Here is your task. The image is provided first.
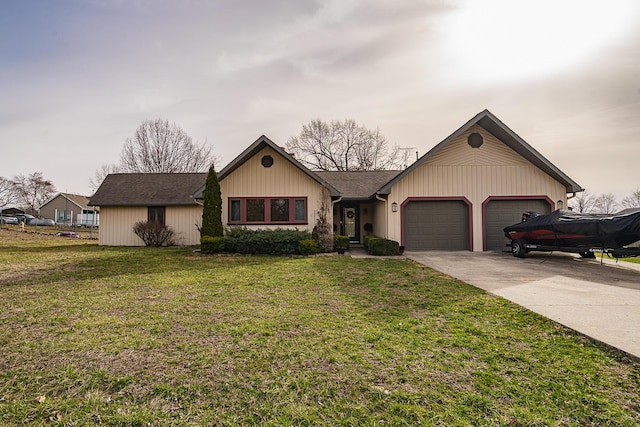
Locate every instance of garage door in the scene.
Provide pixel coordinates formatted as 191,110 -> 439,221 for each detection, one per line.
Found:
484,199 -> 552,251
404,200 -> 470,250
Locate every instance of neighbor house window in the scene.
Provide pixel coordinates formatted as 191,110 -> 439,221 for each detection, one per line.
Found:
148,206 -> 166,226
228,197 -> 307,224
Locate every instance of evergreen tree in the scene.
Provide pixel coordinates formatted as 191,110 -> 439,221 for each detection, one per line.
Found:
201,164 -> 223,237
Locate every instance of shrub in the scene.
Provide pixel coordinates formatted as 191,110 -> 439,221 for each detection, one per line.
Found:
224,228 -> 312,255
368,238 -> 400,256
298,239 -> 319,255
200,235 -> 225,254
334,235 -> 350,251
133,221 -> 175,247
363,234 -> 381,250
201,165 -> 223,238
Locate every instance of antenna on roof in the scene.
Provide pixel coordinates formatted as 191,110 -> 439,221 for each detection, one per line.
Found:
399,147 -> 417,169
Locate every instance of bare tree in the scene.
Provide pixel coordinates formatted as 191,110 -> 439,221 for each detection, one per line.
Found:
90,119 -> 217,192
12,172 -> 56,214
89,163 -> 121,194
0,177 -> 16,209
120,119 -> 216,173
568,190 -> 596,213
621,189 -> 640,209
286,119 -> 402,171
593,193 -> 618,214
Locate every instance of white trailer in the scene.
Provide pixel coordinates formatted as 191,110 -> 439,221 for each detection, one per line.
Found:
76,211 -> 99,227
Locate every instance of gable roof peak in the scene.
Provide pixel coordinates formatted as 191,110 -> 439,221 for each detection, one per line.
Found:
216,135 -> 340,197
377,110 -> 582,194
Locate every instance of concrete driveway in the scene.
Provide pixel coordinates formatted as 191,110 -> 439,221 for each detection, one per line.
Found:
404,250 -> 640,360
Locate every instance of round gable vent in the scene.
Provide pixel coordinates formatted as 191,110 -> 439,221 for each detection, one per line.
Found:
468,132 -> 483,148
261,155 -> 274,167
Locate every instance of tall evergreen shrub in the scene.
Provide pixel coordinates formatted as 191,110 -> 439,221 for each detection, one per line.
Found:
201,164 -> 223,238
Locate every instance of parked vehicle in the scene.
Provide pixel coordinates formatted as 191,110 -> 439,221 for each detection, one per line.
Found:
504,209 -> 640,258
30,218 -> 55,226
0,216 -> 19,225
14,214 -> 35,225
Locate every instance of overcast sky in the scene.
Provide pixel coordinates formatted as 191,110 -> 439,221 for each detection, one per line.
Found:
1,0 -> 639,201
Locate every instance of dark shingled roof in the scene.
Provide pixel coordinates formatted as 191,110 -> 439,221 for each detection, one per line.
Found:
88,173 -> 207,206
316,171 -> 401,200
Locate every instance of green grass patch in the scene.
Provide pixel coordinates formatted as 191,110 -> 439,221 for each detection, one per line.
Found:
1,230 -> 639,425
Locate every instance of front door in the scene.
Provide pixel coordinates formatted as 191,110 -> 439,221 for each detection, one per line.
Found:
343,206 -> 359,243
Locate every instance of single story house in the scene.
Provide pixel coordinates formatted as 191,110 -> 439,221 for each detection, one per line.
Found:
39,192 -> 99,226
89,110 -> 583,250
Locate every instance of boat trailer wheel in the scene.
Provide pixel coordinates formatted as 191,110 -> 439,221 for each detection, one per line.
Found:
511,239 -> 527,258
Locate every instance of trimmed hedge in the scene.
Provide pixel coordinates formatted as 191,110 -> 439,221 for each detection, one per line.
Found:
368,238 -> 401,256
363,234 -> 382,250
224,228 -> 313,255
298,239 -> 319,255
333,235 -> 350,251
201,235 -> 225,254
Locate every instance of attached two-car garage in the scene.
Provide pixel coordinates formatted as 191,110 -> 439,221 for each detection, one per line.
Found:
382,110 -> 582,252
402,198 -> 552,251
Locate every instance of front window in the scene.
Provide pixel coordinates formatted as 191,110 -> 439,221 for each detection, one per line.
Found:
228,197 -> 307,224
230,199 -> 241,222
246,199 -> 265,222
270,199 -> 289,222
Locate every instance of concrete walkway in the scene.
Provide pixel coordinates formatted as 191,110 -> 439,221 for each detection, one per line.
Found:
400,250 -> 640,360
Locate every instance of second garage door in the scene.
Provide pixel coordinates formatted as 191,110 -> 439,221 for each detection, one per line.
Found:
404,200 -> 470,250
484,199 -> 552,251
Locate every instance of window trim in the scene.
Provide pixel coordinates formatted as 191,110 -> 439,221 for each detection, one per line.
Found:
228,197 -> 308,225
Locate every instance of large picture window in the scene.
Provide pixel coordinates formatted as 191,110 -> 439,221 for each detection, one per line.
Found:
228,197 -> 307,224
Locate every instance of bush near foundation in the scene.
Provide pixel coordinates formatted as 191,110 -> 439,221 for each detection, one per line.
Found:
133,221 -> 175,247
298,239 -> 319,255
368,238 -> 400,256
363,234 -> 382,250
224,228 -> 312,255
200,235 -> 225,254
333,235 -> 350,251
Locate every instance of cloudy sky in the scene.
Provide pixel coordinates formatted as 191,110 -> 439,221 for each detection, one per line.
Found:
1,0 -> 639,201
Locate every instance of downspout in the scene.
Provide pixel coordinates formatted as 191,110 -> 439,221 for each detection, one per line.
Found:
375,194 -> 388,239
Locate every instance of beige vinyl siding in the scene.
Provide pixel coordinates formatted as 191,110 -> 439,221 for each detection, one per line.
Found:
166,206 -> 203,246
220,146 -> 328,232
98,205 -> 203,246
98,206 -> 147,246
371,198 -> 389,239
387,126 -> 567,251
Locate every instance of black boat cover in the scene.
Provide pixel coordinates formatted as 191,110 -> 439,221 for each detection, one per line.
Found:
503,209 -> 640,249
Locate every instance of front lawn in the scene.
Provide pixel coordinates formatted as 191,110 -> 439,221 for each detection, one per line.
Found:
1,230 -> 638,425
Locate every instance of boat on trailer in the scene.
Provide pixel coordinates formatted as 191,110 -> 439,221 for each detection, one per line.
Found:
503,208 -> 640,258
